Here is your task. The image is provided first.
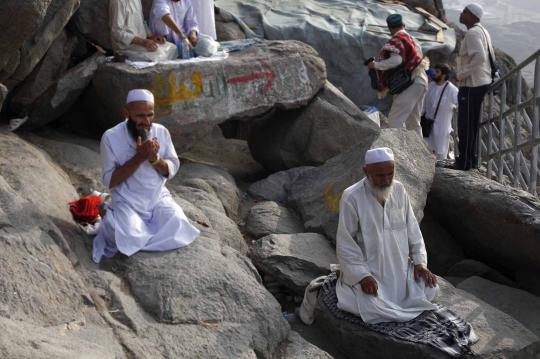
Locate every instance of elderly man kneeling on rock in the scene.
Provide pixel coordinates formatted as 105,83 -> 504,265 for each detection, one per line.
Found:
336,147 -> 438,324
92,89 -> 199,263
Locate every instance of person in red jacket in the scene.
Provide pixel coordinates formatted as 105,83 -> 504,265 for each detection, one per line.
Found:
368,14 -> 429,137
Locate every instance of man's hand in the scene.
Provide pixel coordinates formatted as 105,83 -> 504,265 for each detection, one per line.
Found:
188,30 -> 198,46
360,276 -> 378,295
149,35 -> 166,44
136,136 -> 155,161
143,38 -> 159,52
414,264 -> 437,288
367,61 -> 376,70
149,137 -> 160,162
182,37 -> 193,50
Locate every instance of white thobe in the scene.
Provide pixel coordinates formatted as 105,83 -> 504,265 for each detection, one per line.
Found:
92,120 -> 199,263
109,0 -> 177,61
424,81 -> 459,159
192,0 -> 217,40
456,24 -> 494,87
335,179 -> 438,324
149,0 -> 200,47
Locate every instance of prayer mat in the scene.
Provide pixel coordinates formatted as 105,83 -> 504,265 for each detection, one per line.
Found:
320,272 -> 478,357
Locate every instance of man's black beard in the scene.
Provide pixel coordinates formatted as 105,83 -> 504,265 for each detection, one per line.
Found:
126,117 -> 141,141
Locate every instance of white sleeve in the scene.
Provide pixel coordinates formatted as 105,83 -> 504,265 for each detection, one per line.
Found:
336,196 -> 372,285
100,134 -> 118,190
373,53 -> 403,71
109,0 -> 137,46
405,190 -> 428,266
161,128 -> 180,180
152,0 -> 172,19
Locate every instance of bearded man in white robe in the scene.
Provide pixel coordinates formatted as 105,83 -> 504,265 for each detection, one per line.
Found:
93,89 -> 199,263
109,0 -> 177,61
335,147 -> 439,324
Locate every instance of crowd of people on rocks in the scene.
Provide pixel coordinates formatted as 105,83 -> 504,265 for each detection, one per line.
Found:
67,2 -> 494,353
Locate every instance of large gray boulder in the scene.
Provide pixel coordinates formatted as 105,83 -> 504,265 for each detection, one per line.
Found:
315,278 -> 539,359
447,259 -> 517,288
457,276 -> 540,337
4,0 -> 80,89
0,129 -> 78,222
246,201 -> 305,239
71,0 -> 113,51
420,214 -> 465,275
123,234 -> 290,357
280,331 -> 333,359
27,52 -> 106,128
426,168 -> 540,296
215,0 -> 455,108
0,0 -> 51,79
248,166 -> 314,205
179,126 -> 265,180
289,129 -> 435,241
23,132 -> 103,194
10,30 -> 78,116
248,81 -> 380,171
249,233 -> 337,295
90,40 -> 326,152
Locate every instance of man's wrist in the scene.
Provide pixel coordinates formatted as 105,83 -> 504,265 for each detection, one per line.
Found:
150,156 -> 160,165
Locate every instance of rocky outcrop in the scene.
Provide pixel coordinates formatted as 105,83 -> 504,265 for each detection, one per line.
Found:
280,331 -> 333,359
457,276 -> 540,337
0,1 -> 51,81
248,81 -> 380,171
426,168 -> 540,295
315,278 -> 539,358
179,126 -> 265,180
250,233 -> 337,295
0,84 -> 7,112
216,7 -> 248,41
420,214 -> 465,275
447,259 -> 517,288
90,40 -> 326,152
215,0 -> 455,108
246,201 -> 305,239
290,129 -> 435,241
4,0 -> 80,89
248,166 -> 314,205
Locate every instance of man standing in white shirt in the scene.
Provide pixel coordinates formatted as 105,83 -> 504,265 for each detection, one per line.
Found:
424,64 -> 459,159
93,89 -> 199,263
455,3 -> 495,170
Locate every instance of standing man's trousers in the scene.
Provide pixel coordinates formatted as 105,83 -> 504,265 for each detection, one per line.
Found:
456,85 -> 490,170
388,75 -> 428,137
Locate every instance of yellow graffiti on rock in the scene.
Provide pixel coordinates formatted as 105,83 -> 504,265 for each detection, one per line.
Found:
153,72 -> 203,106
323,182 -> 343,214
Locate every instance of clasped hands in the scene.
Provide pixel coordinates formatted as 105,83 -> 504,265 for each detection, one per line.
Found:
135,136 -> 160,164
359,264 -> 437,296
143,35 -> 166,51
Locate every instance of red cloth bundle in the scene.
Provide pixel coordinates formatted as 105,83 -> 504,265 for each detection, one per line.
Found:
69,195 -> 102,223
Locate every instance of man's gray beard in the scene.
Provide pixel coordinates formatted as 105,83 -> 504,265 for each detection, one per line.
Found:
367,179 -> 394,202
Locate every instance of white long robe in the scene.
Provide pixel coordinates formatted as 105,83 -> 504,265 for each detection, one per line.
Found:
424,81 -> 459,159
192,0 -> 217,40
92,120 -> 199,263
109,0 -> 177,61
335,179 -> 438,324
149,0 -> 200,47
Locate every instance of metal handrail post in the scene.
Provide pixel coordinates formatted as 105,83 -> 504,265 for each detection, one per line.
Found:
487,90 -> 495,178
498,82 -> 507,182
513,72 -> 523,188
530,57 -> 540,195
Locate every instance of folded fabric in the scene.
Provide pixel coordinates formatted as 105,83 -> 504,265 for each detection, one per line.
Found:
298,276 -> 327,325
69,195 -> 102,223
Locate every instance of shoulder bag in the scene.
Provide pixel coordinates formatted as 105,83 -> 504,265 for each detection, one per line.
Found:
421,82 -> 449,138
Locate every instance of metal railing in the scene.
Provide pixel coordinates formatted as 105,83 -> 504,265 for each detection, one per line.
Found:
469,49 -> 540,196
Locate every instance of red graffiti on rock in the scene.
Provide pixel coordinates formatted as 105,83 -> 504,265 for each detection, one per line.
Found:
226,60 -> 275,93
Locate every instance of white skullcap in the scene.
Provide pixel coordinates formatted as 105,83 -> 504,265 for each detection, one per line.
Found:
465,3 -> 484,20
126,89 -> 154,104
365,147 -> 394,165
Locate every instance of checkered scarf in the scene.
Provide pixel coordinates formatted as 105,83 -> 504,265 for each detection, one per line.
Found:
320,272 -> 477,357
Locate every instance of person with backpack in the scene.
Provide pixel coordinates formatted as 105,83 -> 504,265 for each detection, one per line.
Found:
367,14 -> 429,137
454,3 -> 497,170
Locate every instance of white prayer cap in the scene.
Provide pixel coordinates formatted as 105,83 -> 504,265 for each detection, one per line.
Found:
465,3 -> 484,20
365,147 -> 394,165
126,89 -> 154,105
